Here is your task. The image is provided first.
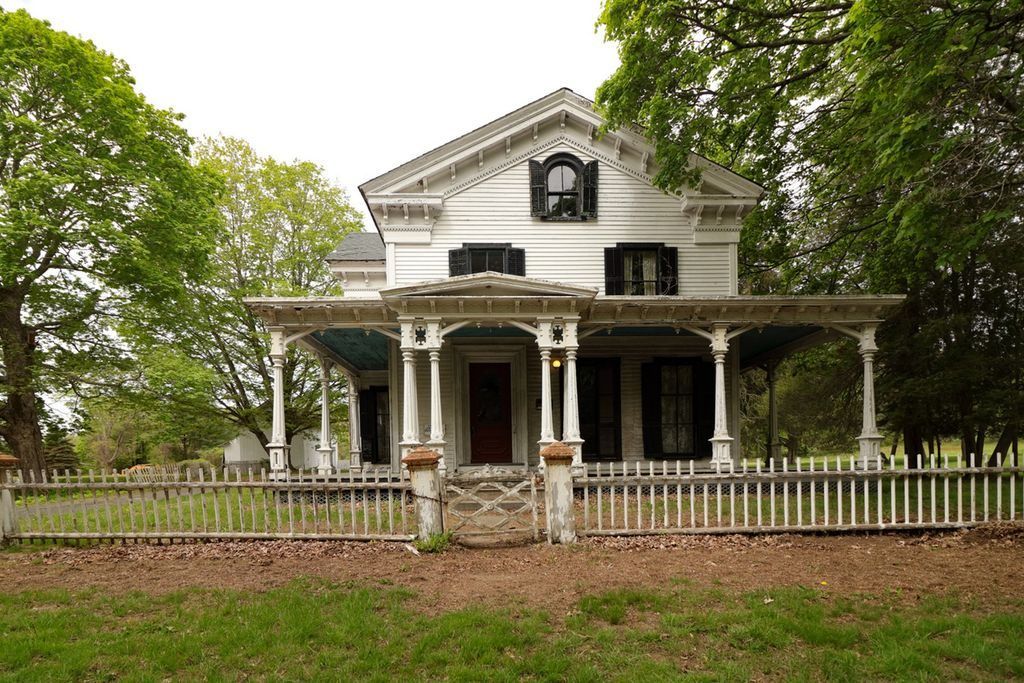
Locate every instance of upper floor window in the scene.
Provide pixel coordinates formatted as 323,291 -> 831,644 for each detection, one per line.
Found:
449,243 -> 525,277
529,153 -> 598,220
604,243 -> 678,295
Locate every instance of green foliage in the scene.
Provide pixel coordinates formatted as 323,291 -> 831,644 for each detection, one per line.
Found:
40,433 -> 78,472
75,395 -> 235,470
123,136 -> 362,460
413,531 -> 453,554
597,0 -> 1024,454
0,9 -> 220,472
742,344 -> 862,460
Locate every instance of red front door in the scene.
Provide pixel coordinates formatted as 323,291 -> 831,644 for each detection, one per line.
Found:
469,362 -> 513,463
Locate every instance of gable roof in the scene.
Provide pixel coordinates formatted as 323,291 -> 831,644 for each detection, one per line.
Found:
327,232 -> 385,262
359,88 -> 764,232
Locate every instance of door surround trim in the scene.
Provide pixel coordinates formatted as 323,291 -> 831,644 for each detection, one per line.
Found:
453,343 -> 529,470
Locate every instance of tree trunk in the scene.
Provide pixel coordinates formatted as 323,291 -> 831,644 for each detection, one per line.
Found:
0,292 -> 46,477
903,425 -> 924,469
986,423 -> 1017,467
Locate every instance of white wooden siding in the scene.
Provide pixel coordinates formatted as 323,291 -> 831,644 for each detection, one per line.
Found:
392,144 -> 737,295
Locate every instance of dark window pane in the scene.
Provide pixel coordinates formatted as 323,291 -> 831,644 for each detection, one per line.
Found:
661,366 -> 677,393
548,166 -> 564,192
677,366 -> 693,392
661,426 -> 677,454
470,250 -> 488,273
547,164 -> 577,192
678,426 -> 693,453
469,248 -> 506,274
547,194 -> 578,217
660,396 -> 676,425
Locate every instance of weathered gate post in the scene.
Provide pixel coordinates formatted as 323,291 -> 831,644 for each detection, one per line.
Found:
541,442 -> 577,544
402,446 -> 444,538
0,474 -> 17,544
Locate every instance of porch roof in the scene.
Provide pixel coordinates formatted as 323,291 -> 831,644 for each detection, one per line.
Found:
243,291 -> 904,372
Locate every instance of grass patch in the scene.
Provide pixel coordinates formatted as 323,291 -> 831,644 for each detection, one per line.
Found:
413,531 -> 453,554
1,580 -> 1022,681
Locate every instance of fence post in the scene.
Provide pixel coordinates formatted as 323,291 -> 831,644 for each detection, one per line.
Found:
401,446 -> 444,538
0,474 -> 16,543
541,442 -> 577,544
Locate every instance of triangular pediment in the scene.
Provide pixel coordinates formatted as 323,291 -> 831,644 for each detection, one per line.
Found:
380,272 -> 598,299
360,89 -> 763,228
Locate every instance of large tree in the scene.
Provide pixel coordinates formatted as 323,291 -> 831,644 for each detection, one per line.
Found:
0,10 -> 219,474
126,136 -> 362,462
597,0 -> 1024,461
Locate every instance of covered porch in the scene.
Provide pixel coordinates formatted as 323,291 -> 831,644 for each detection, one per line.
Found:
244,273 -> 903,476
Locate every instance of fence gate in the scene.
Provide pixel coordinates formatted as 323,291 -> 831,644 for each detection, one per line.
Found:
444,466 -> 541,543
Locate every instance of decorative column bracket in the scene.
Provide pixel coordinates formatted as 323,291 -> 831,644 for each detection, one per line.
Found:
678,323 -> 752,467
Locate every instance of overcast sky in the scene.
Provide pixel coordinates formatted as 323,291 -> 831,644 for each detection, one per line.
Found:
8,0 -> 621,226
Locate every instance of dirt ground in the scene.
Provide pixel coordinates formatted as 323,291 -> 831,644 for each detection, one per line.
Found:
3,525 -> 1023,615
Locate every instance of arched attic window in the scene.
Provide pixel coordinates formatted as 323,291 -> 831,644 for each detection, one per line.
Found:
529,153 -> 597,220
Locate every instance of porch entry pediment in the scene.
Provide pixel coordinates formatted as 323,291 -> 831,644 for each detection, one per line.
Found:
381,272 -> 598,300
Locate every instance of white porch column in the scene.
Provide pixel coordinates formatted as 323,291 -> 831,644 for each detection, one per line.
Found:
345,371 -> 363,472
539,347 -> 555,447
316,356 -> 334,475
766,361 -> 782,463
423,320 -> 447,473
709,324 -> 733,466
856,324 -> 883,467
560,320 -> 582,471
267,326 -> 289,473
399,320 -> 421,457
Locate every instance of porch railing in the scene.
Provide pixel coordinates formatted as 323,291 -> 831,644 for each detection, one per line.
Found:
0,468 -> 413,543
575,455 -> 1023,536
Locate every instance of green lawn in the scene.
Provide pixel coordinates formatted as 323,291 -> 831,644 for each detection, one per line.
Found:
1,579 -> 1022,681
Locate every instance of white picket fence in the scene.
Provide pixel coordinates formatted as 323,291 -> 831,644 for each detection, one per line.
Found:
575,455 -> 1023,536
0,468 -> 414,543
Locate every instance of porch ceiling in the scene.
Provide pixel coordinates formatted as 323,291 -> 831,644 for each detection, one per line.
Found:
309,328 -> 391,371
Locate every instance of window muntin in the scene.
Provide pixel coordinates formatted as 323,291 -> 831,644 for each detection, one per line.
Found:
565,358 -> 621,461
546,163 -> 579,217
658,365 -> 694,454
529,154 -> 597,219
469,248 -> 507,273
624,249 -> 659,296
449,243 -> 525,277
604,243 -> 678,296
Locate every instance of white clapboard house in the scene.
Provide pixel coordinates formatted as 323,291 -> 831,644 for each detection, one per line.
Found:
246,89 -> 903,475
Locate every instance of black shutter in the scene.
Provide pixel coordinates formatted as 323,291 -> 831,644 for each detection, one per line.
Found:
507,248 -> 525,276
582,160 -> 598,218
529,160 -> 546,216
694,361 -> 715,458
604,246 -> 624,295
448,247 -> 469,276
641,362 -> 662,456
359,390 -> 376,462
658,246 -> 678,295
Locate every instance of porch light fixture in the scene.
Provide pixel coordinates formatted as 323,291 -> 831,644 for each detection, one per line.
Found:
552,358 -> 562,369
